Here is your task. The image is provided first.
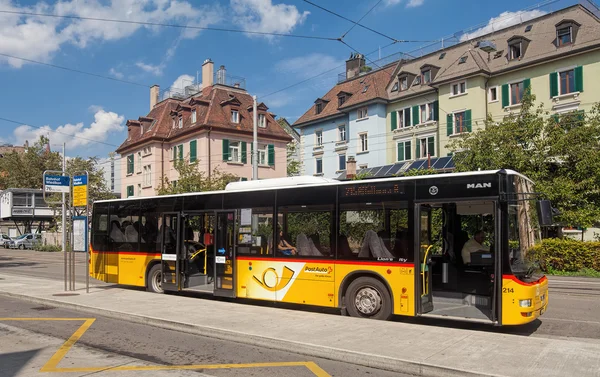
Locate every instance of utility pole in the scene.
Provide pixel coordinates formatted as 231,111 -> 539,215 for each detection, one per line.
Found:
62,142 -> 67,291
252,95 -> 258,181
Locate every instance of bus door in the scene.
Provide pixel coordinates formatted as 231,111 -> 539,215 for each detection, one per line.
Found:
416,204 -> 433,313
161,212 -> 182,291
213,211 -> 236,298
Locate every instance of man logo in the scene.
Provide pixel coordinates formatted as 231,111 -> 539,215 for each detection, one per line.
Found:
429,186 -> 438,195
467,183 -> 492,189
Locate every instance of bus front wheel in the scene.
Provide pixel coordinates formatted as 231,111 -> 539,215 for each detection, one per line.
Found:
147,264 -> 163,293
345,277 -> 392,320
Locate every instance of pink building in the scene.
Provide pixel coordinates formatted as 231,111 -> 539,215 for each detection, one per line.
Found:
116,59 -> 291,197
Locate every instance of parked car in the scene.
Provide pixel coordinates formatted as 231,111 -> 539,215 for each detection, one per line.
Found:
1,234 -> 12,248
8,233 -> 42,250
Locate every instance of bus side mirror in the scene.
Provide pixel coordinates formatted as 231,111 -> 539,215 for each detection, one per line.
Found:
536,200 -> 554,226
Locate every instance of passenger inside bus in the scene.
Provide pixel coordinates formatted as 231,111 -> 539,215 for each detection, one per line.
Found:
277,228 -> 297,255
461,230 -> 490,265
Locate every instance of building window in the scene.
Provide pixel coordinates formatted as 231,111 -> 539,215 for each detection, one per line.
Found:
359,133 -> 368,152
413,75 -> 421,86
315,130 -> 323,147
315,103 -> 323,114
258,146 -> 267,165
559,69 -> 575,95
137,184 -> 142,196
143,165 -> 152,187
509,42 -> 522,60
315,157 -> 323,175
338,154 -> 346,171
229,142 -> 240,163
126,185 -> 134,198
338,95 -> 346,107
400,76 -> 408,91
178,117 -> 183,128
454,111 -> 467,134
557,26 -> 572,46
172,118 -> 175,129
489,87 -> 498,102
397,108 -> 411,129
510,81 -> 525,105
422,69 -> 431,84
338,125 -> 346,142
258,114 -> 266,128
417,136 -> 435,159
397,140 -> 412,162
357,107 -> 368,119
391,82 -> 399,92
451,81 -> 467,96
418,103 -> 435,123
231,110 -> 239,123
126,154 -> 134,175
191,109 -> 197,123
136,152 -> 142,173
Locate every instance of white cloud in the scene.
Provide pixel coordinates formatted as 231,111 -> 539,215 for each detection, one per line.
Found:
383,0 -> 402,5
231,0 -> 309,38
406,0 -> 425,7
461,10 -> 546,41
13,110 -> 125,148
170,74 -> 196,90
136,62 -> 164,76
109,68 -> 124,79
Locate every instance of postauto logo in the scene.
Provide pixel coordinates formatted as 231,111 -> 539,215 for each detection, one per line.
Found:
253,266 -> 295,292
304,266 -> 332,274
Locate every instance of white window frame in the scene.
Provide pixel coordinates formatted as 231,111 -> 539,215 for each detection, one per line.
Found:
258,114 -> 266,128
509,41 -> 522,60
452,110 -> 468,135
178,117 -> 183,128
397,107 -> 412,129
359,163 -> 368,169
229,141 -> 241,163
315,130 -> 323,147
357,107 -> 368,120
556,66 -> 577,96
191,109 -> 197,123
258,145 -> 267,166
136,152 -> 142,174
413,75 -> 421,86
450,80 -> 467,97
399,76 -> 408,91
488,86 -> 499,103
338,124 -> 346,142
231,110 -> 239,124
143,164 -> 152,188
417,134 -> 436,159
508,78 -> 526,105
418,102 -> 435,124
556,26 -> 572,46
338,153 -> 346,171
358,132 -> 368,153
137,183 -> 142,196
315,157 -> 323,175
422,69 -> 431,84
396,139 -> 412,162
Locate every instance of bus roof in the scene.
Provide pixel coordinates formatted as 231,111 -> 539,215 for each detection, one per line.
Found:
97,169 -> 531,204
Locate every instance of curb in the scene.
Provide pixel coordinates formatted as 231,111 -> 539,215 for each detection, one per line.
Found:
0,291 -> 506,377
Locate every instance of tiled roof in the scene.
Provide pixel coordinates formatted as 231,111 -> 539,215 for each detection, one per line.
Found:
117,85 -> 291,153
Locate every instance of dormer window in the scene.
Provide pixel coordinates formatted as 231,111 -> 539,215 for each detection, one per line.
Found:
557,26 -> 572,46
391,82 -> 399,92
338,95 -> 346,107
508,36 -> 530,61
400,76 -> 408,91
231,110 -> 239,123
258,114 -> 266,128
172,118 -> 175,129
509,42 -> 521,60
315,103 -> 323,114
422,69 -> 431,84
178,117 -> 183,128
191,109 -> 197,123
413,75 -> 421,86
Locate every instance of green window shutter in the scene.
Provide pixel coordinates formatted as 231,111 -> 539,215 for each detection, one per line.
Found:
172,147 -> 176,161
428,136 -> 435,157
416,140 -> 421,159
127,185 -> 133,198
127,155 -> 133,174
222,139 -> 230,161
267,144 -> 275,166
446,114 -> 453,136
549,72 -> 558,98
447,152 -> 453,157
412,106 -> 419,126
241,177 -> 248,182
466,110 -> 472,132
241,141 -> 247,164
433,100 -> 439,121
523,78 -> 531,97
501,84 -> 509,108
391,111 -> 397,131
551,114 -> 560,125
397,142 -> 404,161
178,145 -> 183,161
574,66 -> 583,92
405,141 -> 412,160
189,140 -> 197,162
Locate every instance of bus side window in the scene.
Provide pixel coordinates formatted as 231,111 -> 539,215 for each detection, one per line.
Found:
92,203 -> 109,251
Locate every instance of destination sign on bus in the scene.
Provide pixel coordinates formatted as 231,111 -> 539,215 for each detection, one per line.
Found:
340,183 -> 404,198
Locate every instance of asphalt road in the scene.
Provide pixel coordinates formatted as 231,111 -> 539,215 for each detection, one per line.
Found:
0,295 -> 409,377
1,248 -> 599,342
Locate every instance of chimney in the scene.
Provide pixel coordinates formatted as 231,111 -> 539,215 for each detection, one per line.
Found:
346,156 -> 357,179
217,65 -> 226,85
202,59 -> 214,87
346,53 -> 365,80
150,85 -> 159,110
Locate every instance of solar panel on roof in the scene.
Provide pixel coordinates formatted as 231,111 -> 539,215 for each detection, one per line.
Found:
445,158 -> 456,169
374,165 -> 394,177
369,167 -> 383,176
408,160 -> 425,171
388,164 -> 404,176
432,156 -> 451,169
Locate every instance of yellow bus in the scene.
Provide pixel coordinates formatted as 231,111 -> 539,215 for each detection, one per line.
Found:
90,169 -> 549,325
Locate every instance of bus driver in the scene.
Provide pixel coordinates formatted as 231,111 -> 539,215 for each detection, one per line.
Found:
461,230 -> 490,264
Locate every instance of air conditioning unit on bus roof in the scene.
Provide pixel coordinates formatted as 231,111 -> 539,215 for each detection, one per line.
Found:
225,176 -> 338,191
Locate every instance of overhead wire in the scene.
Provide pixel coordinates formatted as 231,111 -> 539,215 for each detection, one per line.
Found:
341,0 -> 383,39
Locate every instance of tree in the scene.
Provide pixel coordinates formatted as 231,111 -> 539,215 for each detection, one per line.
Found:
286,142 -> 301,176
448,93 -> 600,228
65,156 -> 115,205
158,159 -> 238,195
0,136 -> 61,190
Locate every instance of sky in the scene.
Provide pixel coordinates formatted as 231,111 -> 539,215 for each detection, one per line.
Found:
0,0 -> 584,164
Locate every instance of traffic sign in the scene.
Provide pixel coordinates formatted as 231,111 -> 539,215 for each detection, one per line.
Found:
73,174 -> 88,207
44,175 -> 70,193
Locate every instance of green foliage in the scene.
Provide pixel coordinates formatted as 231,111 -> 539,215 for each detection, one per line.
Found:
0,136 -> 61,190
360,65 -> 372,73
528,238 -> 600,272
158,159 -> 238,195
34,244 -> 61,252
286,143 -> 301,177
66,156 -> 115,204
287,212 -> 331,250
448,95 -> 600,228
403,168 -> 439,177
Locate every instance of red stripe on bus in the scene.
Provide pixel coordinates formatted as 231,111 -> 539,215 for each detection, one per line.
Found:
236,256 -> 414,267
502,274 -> 547,286
91,250 -> 162,257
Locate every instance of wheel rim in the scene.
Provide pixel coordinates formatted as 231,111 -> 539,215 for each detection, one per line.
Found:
354,286 -> 382,316
152,270 -> 163,292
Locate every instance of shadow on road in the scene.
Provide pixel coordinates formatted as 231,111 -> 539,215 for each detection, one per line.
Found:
0,349 -> 43,377
0,256 -> 38,269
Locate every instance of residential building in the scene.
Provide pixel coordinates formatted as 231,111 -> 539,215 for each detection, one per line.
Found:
293,53 -> 395,178
276,118 -> 301,176
116,59 -> 292,197
100,152 -> 121,195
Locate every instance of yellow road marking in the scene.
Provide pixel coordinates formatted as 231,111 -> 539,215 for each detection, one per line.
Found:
0,318 -> 332,376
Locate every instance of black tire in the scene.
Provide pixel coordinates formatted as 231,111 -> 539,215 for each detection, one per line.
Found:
18,244 -> 24,250
344,277 -> 393,320
146,264 -> 164,293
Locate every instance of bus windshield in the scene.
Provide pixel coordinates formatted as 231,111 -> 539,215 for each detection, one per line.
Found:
507,175 -> 543,282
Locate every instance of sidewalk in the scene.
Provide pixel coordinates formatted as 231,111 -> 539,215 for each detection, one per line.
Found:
1,272 -> 598,377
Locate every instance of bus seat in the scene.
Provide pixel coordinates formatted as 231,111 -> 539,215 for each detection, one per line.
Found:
359,230 -> 394,259
297,233 -> 323,256
337,235 -> 353,258
393,230 -> 410,261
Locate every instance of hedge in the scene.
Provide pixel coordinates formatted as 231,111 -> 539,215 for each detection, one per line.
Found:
528,239 -> 600,272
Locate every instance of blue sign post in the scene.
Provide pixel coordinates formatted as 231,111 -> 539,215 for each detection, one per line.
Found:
44,175 -> 70,193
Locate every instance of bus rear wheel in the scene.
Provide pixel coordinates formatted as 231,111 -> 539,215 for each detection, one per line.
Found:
345,277 -> 392,320
147,264 -> 163,293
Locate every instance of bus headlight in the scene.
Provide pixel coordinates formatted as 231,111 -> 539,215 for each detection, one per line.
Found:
519,299 -> 532,307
